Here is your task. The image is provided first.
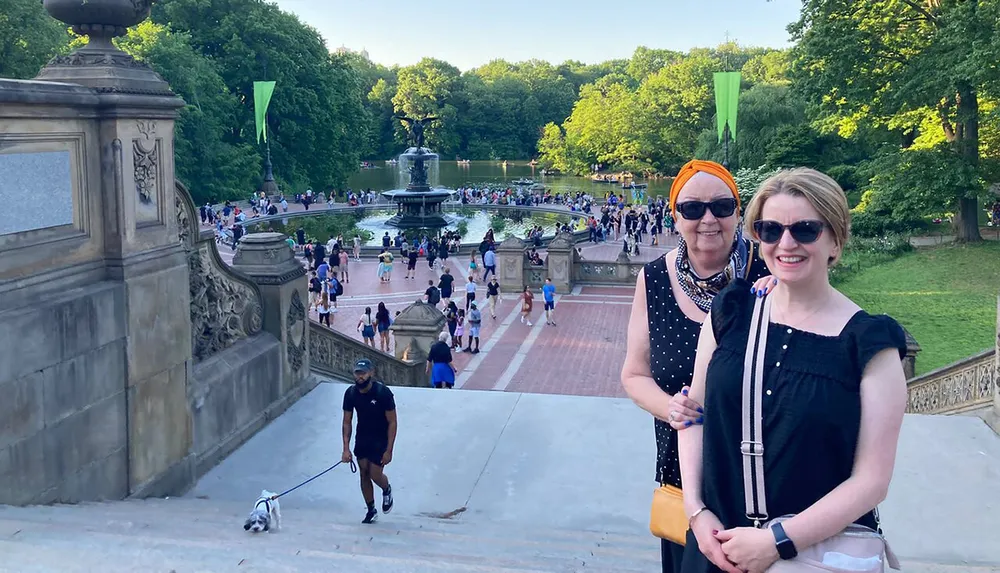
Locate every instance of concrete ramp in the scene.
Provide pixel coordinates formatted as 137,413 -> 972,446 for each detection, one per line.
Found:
0,381 -> 997,572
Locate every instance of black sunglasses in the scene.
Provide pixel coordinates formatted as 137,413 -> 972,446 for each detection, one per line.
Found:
753,220 -> 826,244
674,198 -> 737,220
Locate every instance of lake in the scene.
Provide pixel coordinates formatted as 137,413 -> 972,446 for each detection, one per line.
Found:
348,159 -> 674,200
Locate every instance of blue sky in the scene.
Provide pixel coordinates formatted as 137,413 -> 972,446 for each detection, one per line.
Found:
273,0 -> 803,70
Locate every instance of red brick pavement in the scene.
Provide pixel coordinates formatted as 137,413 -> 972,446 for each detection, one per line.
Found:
215,236 -> 651,400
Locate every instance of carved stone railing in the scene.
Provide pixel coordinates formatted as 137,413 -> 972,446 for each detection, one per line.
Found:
175,182 -> 264,362
574,259 -> 644,284
309,321 -> 429,387
524,263 -> 548,287
906,349 -> 996,415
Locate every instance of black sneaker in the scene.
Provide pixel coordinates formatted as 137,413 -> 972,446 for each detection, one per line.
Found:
362,506 -> 378,524
382,486 -> 393,513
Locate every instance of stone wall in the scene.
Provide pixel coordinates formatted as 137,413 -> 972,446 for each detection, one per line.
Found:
176,185 -> 317,480
310,322 -> 429,387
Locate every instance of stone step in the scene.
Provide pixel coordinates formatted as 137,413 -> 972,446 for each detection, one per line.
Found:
0,499 -> 659,572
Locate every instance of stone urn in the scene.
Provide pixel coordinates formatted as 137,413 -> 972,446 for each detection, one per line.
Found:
36,0 -> 176,96
43,0 -> 155,46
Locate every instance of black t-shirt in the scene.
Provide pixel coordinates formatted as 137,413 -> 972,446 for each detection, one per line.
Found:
425,286 -> 441,304
438,274 -> 454,296
408,251 -> 419,265
427,341 -> 453,364
343,381 -> 395,442
487,282 -> 499,297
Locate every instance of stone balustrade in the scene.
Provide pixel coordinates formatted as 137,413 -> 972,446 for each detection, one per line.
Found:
906,349 -> 996,416
309,322 -> 429,387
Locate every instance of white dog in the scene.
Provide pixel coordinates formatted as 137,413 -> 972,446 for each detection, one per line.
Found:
244,490 -> 281,533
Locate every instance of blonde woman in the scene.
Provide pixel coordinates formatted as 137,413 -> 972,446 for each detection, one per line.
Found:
678,168 -> 907,573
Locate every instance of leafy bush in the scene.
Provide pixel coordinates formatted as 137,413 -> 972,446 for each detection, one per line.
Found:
455,220 -> 469,238
489,213 -> 507,234
732,165 -> 782,206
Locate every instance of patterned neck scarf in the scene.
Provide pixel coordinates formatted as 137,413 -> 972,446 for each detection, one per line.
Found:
674,225 -> 751,313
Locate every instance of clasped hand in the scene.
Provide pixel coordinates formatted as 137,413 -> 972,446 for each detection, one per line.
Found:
666,386 -> 703,430
691,511 -> 779,573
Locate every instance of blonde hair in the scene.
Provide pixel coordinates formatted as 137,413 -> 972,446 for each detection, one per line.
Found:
744,168 -> 851,261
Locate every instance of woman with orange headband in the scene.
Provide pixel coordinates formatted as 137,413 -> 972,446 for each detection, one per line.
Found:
621,159 -> 773,573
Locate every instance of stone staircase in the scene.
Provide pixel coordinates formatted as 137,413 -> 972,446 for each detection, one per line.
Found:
0,497 -> 659,572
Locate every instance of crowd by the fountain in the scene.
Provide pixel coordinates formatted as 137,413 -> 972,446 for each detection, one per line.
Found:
454,186 -> 597,213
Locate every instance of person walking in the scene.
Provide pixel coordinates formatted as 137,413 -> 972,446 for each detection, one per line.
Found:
427,332 -> 457,389
519,285 -> 534,326
339,249 -> 350,284
317,293 -> 332,327
486,277 -> 501,319
482,248 -> 496,281
438,267 -> 455,310
352,234 -> 361,261
375,302 -> 392,353
465,302 -> 482,354
358,307 -> 376,348
464,275 -> 477,311
341,359 -> 397,524
542,278 -> 557,326
406,247 -> 419,280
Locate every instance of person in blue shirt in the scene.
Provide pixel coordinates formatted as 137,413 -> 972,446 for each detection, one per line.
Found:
542,278 -> 557,326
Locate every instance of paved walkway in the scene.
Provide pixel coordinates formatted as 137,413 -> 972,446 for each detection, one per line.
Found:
218,238 -> 672,398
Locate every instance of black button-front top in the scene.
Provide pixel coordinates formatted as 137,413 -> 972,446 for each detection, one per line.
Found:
643,254 -> 768,487
681,279 -> 906,573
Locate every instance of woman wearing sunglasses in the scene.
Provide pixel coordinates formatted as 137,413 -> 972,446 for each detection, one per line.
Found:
621,159 -> 772,573
677,168 -> 907,573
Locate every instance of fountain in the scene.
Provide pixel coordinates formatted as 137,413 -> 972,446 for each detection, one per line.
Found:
380,116 -> 455,229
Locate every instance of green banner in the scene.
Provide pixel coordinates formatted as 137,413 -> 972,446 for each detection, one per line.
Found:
713,72 -> 741,142
254,81 -> 277,143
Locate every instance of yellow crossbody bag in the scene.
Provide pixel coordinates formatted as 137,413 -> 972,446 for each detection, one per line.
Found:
649,483 -> 687,545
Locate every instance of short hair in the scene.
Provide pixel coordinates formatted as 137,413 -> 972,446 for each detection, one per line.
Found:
438,331 -> 449,342
744,168 -> 851,255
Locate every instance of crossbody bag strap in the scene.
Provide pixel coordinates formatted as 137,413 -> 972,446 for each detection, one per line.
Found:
741,294 -> 772,527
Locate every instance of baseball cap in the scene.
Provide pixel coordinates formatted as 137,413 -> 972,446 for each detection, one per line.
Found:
353,359 -> 373,373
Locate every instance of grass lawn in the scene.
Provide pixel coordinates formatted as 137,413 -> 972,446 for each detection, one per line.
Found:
836,242 -> 1000,376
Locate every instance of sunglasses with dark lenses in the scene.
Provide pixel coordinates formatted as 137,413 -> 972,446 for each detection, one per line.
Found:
674,198 -> 737,220
753,220 -> 826,244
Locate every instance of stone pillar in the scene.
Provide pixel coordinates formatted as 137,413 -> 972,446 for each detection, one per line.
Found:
545,232 -> 575,293
902,328 -> 922,380
391,301 -> 446,362
30,2 -> 197,497
497,236 -> 526,294
231,233 -> 309,394
616,250 -> 632,282
992,294 -> 999,433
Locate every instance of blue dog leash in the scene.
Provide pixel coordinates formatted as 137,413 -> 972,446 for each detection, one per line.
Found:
268,458 -> 358,501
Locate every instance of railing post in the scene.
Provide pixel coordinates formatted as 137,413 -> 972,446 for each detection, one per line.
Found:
231,232 -> 310,395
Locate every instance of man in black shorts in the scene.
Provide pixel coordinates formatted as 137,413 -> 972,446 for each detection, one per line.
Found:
341,359 -> 397,523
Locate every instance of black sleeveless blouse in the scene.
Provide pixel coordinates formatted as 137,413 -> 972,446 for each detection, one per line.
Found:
681,280 -> 906,573
643,253 -> 768,486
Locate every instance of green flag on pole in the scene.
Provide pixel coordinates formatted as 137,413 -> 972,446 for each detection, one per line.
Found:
713,72 -> 741,142
254,81 -> 277,144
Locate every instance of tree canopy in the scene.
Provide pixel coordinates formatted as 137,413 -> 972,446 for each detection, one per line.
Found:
2,0 -> 998,239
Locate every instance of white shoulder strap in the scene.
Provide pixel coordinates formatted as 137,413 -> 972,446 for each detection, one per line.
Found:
742,294 -> 772,526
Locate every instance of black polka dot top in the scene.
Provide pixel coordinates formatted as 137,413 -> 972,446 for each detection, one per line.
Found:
643,252 -> 768,486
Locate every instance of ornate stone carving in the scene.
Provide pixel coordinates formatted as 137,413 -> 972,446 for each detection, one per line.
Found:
133,120 -> 160,224
309,323 -> 427,387
175,194 -> 191,245
906,351 -> 996,415
286,290 -> 307,373
46,51 -> 150,70
189,246 -> 263,361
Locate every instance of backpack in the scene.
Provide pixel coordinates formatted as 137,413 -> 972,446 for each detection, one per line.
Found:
428,287 -> 441,305
332,278 -> 344,296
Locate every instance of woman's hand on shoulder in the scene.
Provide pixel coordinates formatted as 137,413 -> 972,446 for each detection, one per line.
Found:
666,386 -> 703,430
715,527 -> 779,573
690,510 -> 742,573
750,275 -> 778,298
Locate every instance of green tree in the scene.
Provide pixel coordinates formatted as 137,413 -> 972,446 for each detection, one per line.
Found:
0,0 -> 71,79
392,58 -> 463,154
790,0 -> 1000,240
116,22 -> 259,203
153,0 -> 366,195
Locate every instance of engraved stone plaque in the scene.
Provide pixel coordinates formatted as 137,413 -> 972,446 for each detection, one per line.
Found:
0,151 -> 73,235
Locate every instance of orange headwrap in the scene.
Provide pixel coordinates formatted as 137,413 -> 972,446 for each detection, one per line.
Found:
669,160 -> 740,215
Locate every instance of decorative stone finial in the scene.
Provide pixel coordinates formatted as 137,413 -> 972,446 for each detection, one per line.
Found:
36,0 -> 177,97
